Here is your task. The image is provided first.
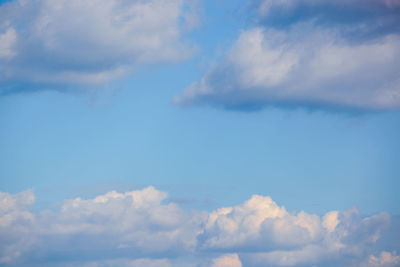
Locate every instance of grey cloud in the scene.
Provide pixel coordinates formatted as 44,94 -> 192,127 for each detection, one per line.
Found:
175,25 -> 400,111
176,0 -> 400,112
255,0 -> 400,39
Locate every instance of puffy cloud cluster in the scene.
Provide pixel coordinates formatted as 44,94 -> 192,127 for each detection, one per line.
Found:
200,195 -> 392,266
31,186 -> 203,264
0,186 -> 397,266
176,0 -> 400,111
0,0 -> 196,94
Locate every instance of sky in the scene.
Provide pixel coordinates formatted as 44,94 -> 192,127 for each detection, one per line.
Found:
0,0 -> 400,266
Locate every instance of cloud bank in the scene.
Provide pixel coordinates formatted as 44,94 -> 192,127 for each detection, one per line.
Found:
0,0 -> 196,94
0,186 -> 398,266
175,0 -> 400,111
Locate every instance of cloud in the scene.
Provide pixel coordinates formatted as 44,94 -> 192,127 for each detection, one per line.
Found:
175,0 -> 400,111
34,186 -> 204,263
255,0 -> 400,42
362,251 -> 400,267
0,186 -> 397,266
81,258 -> 173,267
0,0 -> 196,94
257,0 -> 400,29
210,254 -> 242,267
0,187 -> 205,265
0,190 -> 36,263
200,195 -> 391,266
0,27 -> 17,59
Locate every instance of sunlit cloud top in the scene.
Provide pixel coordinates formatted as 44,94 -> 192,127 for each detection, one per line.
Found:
1,187 -> 398,266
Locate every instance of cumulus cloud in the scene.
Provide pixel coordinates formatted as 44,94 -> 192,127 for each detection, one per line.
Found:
200,195 -> 391,266
0,190 -> 36,263
0,187 -> 397,266
0,0 -> 196,94
175,0 -> 400,111
34,186 -> 204,263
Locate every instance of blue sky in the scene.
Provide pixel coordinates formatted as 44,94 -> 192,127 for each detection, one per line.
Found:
0,0 -> 400,266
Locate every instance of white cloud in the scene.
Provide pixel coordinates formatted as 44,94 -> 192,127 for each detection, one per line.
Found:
0,0 -> 195,92
0,187 -> 396,266
363,251 -> 400,267
200,195 -> 391,266
175,0 -> 400,111
0,27 -> 17,60
210,254 -> 242,267
0,190 -> 36,263
37,186 -> 203,255
175,26 -> 400,111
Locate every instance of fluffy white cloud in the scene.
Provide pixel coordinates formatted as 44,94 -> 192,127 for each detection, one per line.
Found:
175,26 -> 400,111
200,195 -> 391,266
36,186 -> 204,258
0,187 -> 396,266
175,0 -> 400,111
0,190 -> 36,264
0,0 -> 195,93
0,187 -> 203,265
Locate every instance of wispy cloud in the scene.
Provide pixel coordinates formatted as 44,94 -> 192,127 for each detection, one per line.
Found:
0,0 -> 196,94
362,251 -> 400,267
0,187 -> 397,266
175,0 -> 400,111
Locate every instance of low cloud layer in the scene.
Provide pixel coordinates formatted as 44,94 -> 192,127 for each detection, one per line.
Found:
0,187 -> 398,266
0,0 -> 196,94
176,0 -> 400,111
